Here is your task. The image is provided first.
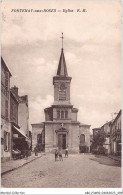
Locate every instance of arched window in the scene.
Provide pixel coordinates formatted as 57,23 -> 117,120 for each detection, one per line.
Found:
57,111 -> 60,119
80,134 -> 85,144
65,111 -> 68,119
61,111 -> 64,119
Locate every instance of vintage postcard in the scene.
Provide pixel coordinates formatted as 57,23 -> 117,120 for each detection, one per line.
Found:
1,0 -> 122,194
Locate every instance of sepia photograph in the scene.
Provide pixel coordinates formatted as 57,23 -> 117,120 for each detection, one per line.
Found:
1,0 -> 122,192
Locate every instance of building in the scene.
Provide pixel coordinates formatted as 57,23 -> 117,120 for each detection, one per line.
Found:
18,95 -> 29,137
91,113 -> 121,155
44,48 -> 81,153
100,121 -> 112,154
32,44 -> 91,153
91,124 -> 112,154
29,131 -> 32,151
10,86 -> 23,155
110,110 -> 121,155
10,86 -> 31,157
79,123 -> 91,152
92,128 -> 101,137
90,134 -> 93,143
1,56 -> 31,160
90,128 -> 101,152
1,57 -> 12,162
31,123 -> 45,152
10,86 -> 19,125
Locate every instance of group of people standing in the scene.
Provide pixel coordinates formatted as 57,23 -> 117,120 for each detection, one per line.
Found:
55,147 -> 68,161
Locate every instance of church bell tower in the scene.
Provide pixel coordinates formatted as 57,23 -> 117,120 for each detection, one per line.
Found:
53,33 -> 72,106
44,33 -> 82,152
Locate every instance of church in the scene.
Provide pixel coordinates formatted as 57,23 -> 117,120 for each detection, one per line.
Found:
32,36 -> 91,153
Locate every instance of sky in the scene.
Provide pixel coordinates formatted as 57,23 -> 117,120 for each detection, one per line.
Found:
1,1 -> 122,131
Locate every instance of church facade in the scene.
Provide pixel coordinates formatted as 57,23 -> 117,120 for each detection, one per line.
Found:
32,46 -> 91,153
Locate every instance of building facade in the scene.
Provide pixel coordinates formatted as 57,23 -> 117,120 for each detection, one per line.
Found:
18,95 -> 29,137
10,86 -> 30,157
110,110 -> 121,155
32,47 -> 91,153
44,48 -> 80,153
91,111 -> 121,155
1,57 -> 12,162
92,128 -> 101,137
79,123 -> 91,153
90,128 -> 101,152
10,86 -> 19,125
1,57 -> 31,161
31,123 -> 44,151
101,121 -> 112,154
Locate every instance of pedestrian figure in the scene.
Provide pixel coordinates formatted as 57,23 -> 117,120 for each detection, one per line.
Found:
55,149 -> 58,161
25,149 -> 28,159
59,149 -> 63,161
34,146 -> 38,156
65,147 -> 68,158
25,142 -> 29,159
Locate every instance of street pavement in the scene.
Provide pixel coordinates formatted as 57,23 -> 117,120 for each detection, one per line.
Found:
1,152 -> 42,175
1,153 -> 121,188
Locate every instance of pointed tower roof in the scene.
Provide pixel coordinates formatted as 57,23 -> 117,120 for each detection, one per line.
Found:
57,48 -> 68,77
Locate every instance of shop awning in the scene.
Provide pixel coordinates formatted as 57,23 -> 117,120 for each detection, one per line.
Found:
13,125 -> 30,142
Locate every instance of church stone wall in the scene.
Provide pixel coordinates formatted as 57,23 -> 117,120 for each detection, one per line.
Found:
71,124 -> 80,153
71,112 -> 77,122
45,123 -> 54,152
53,78 -> 71,104
54,83 -> 59,101
45,107 -> 53,121
45,112 -> 49,121
66,83 -> 70,101
53,107 -> 72,122
45,122 -> 80,153
53,108 -> 57,120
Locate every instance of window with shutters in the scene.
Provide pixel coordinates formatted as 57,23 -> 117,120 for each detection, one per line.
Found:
4,131 -> 10,151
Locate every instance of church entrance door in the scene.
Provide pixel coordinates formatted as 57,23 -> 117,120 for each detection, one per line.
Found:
58,134 -> 66,149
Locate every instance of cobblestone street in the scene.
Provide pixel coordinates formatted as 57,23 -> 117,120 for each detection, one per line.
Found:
2,153 -> 121,188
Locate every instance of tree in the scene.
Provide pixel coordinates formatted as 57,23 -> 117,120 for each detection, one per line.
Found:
91,131 -> 106,150
93,131 -> 106,146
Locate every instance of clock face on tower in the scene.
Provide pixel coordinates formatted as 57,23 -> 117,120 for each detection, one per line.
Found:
60,83 -> 65,91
